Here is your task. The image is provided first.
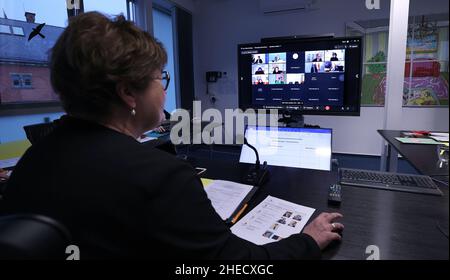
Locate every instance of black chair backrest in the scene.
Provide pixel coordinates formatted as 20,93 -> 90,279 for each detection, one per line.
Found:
23,122 -> 56,145
0,214 -> 71,260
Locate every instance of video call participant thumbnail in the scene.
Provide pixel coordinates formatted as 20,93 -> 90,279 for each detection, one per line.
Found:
252,54 -> 268,64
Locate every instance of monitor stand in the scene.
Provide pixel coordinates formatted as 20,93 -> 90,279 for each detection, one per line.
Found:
278,111 -> 304,127
278,111 -> 321,128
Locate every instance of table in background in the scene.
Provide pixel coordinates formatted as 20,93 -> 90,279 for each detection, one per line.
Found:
378,130 -> 448,178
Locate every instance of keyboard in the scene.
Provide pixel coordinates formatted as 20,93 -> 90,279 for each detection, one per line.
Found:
338,168 -> 442,196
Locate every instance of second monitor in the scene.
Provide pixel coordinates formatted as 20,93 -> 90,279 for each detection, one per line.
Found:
239,126 -> 332,171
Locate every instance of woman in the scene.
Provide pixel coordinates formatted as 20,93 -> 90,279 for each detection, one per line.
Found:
272,66 -> 282,74
2,12 -> 343,259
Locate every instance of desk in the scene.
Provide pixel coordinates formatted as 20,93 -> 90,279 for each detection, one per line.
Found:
378,130 -> 448,177
189,157 -> 449,260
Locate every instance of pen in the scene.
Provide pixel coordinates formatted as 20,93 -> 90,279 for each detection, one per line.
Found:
231,204 -> 248,224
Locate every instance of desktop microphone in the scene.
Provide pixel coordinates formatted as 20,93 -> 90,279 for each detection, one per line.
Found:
242,137 -> 270,186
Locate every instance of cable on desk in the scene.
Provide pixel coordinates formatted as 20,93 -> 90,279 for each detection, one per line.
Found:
430,174 -> 449,177
431,177 -> 449,186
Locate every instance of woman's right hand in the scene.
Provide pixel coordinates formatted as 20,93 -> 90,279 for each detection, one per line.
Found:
303,212 -> 344,250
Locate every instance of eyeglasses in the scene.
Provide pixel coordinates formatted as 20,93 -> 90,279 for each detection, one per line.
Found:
153,70 -> 170,91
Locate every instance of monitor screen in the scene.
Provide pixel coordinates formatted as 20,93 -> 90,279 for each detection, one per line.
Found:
238,37 -> 362,116
239,126 -> 332,171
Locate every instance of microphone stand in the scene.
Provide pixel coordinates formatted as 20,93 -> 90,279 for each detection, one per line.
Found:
242,138 -> 270,186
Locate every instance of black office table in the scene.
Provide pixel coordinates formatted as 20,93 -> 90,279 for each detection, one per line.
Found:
378,130 -> 449,177
189,157 -> 449,260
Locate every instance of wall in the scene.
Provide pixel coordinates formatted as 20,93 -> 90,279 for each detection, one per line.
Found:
192,0 -> 449,155
0,65 -> 57,103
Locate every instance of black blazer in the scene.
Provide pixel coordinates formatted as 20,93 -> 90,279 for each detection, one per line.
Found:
1,117 -> 320,259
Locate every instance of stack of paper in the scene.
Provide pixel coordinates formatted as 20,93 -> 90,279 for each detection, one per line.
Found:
395,137 -> 441,145
429,133 -> 449,143
203,180 -> 254,221
231,196 -> 315,245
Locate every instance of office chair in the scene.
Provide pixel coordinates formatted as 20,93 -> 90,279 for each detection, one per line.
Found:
0,214 -> 71,260
23,122 -> 56,145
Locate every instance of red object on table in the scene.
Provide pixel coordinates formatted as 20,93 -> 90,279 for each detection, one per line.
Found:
411,130 -> 431,136
404,60 -> 440,77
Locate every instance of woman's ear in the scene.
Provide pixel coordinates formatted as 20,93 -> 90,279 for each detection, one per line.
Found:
116,82 -> 136,109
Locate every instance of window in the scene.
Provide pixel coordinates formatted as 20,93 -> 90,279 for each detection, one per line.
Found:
127,0 -> 136,21
10,74 -> 33,89
0,24 -> 11,34
0,0 -> 129,111
11,26 -> 24,36
403,13 -> 449,107
347,12 -> 449,107
23,74 -> 32,87
346,19 -> 390,106
84,0 -> 128,18
153,7 -> 177,113
11,75 -> 20,87
1,0 -> 67,109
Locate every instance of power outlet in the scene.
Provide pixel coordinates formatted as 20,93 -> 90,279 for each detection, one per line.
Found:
206,71 -> 222,83
206,71 -> 227,83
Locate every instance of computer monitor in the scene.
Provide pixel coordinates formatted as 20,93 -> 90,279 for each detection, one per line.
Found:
238,36 -> 362,116
239,126 -> 332,171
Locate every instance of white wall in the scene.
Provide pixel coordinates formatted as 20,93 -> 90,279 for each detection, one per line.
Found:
191,0 -> 449,155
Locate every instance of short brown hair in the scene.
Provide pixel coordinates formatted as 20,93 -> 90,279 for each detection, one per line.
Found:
50,12 -> 167,117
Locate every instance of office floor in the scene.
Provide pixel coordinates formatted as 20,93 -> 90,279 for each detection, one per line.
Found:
176,144 -> 420,174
